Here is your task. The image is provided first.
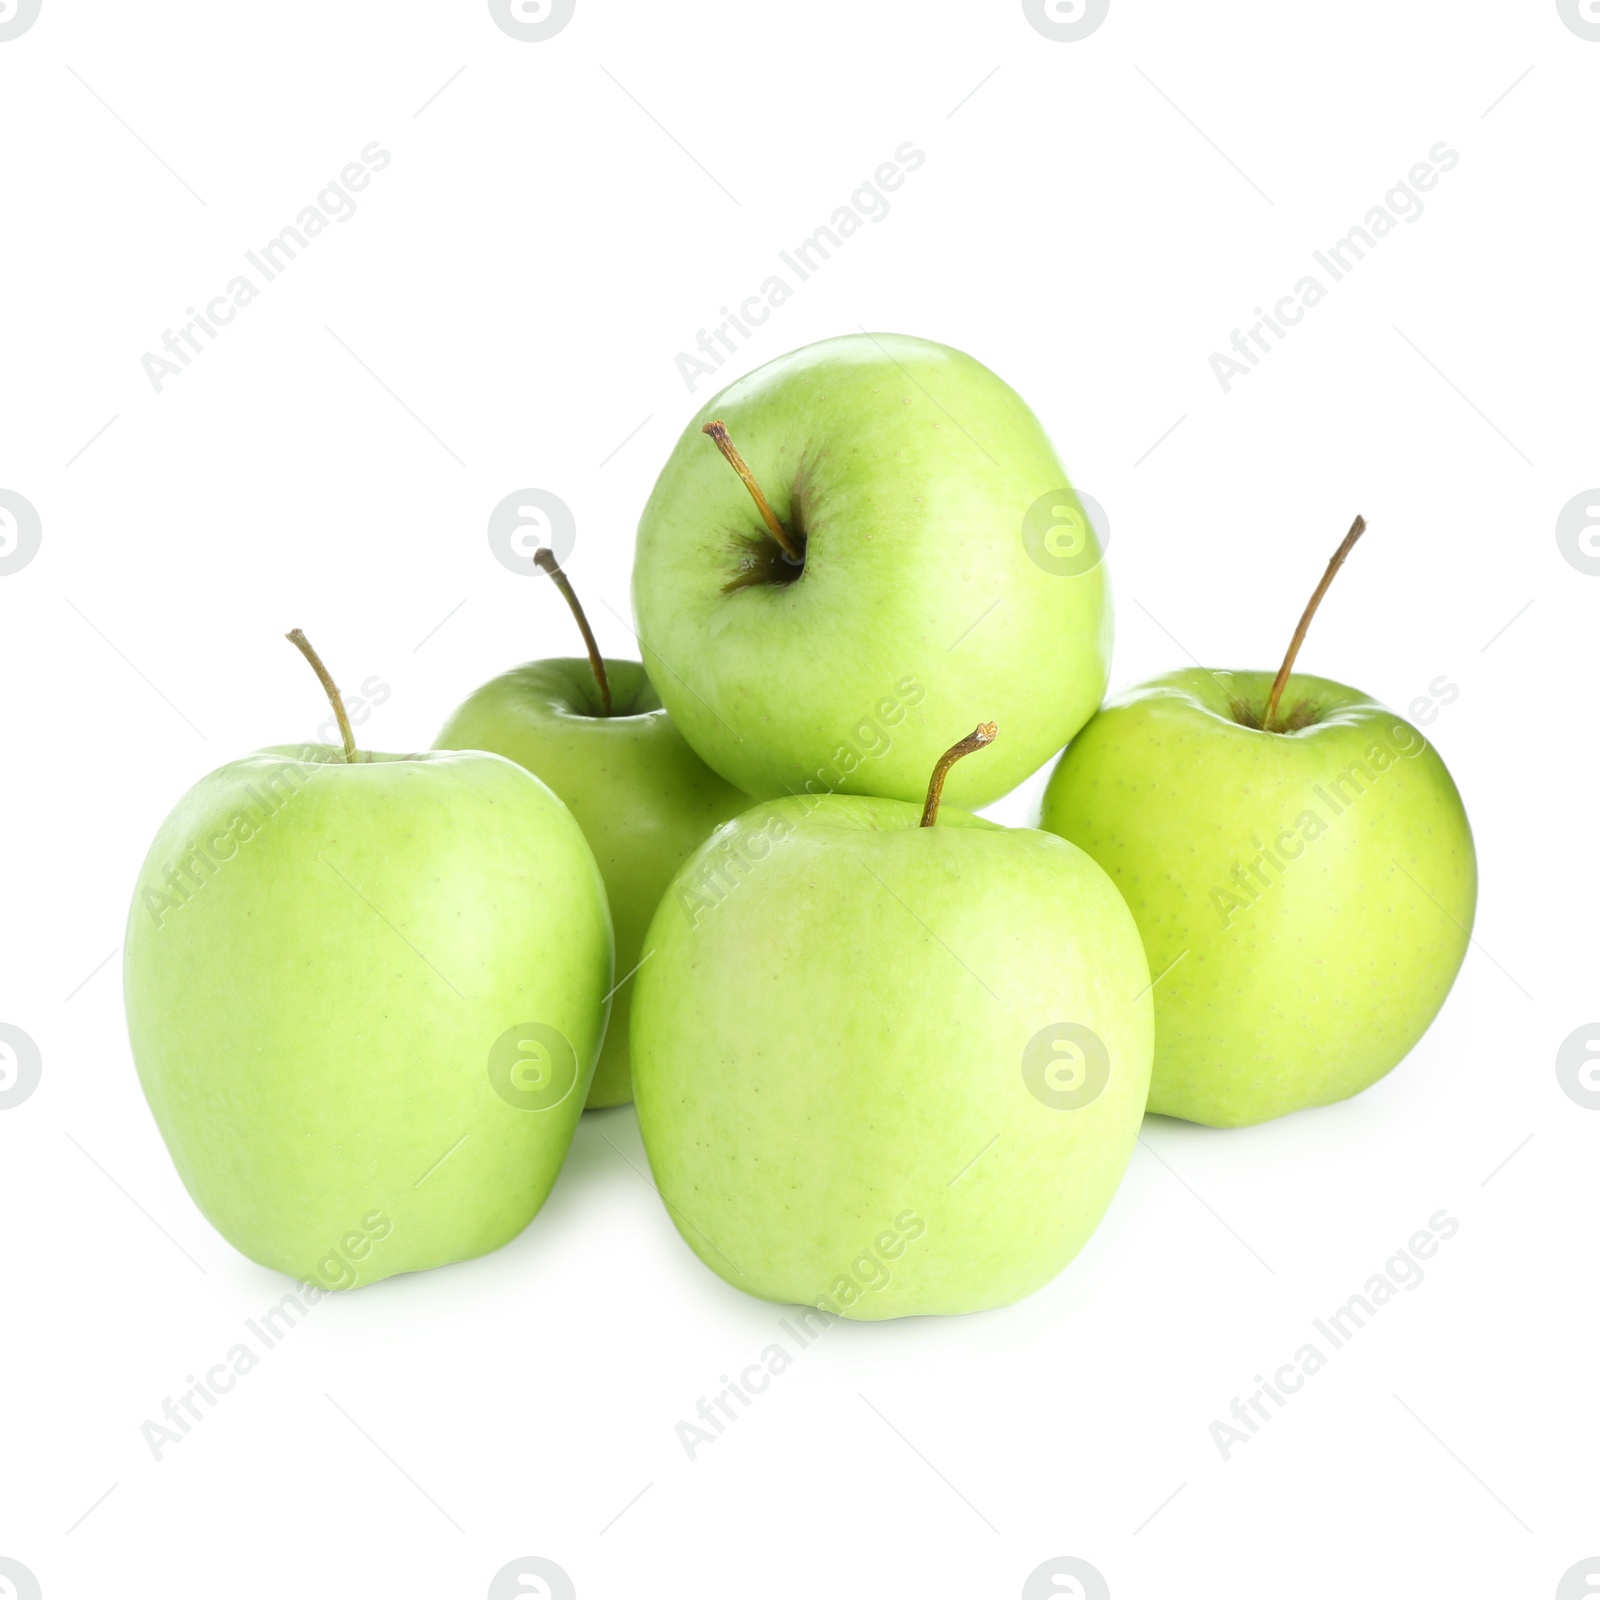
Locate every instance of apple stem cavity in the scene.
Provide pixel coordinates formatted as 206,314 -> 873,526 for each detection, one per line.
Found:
285,628 -> 358,763
701,419 -> 804,565
1261,514 -> 1367,734
920,722 -> 998,828
534,547 -> 613,717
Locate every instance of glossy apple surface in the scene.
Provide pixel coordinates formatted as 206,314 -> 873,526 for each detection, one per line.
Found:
1037,669 -> 1476,1125
124,745 -> 612,1287
436,658 -> 748,1107
630,793 -> 1152,1318
632,333 -> 1111,809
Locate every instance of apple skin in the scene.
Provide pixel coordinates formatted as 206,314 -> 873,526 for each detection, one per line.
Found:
632,333 -> 1111,810
630,794 -> 1153,1319
124,745 -> 613,1288
1036,669 -> 1477,1126
435,658 -> 749,1107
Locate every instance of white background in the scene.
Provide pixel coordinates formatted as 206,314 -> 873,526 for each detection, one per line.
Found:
1,2 -> 1594,1596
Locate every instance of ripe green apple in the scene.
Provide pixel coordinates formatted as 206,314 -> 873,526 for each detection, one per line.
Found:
632,332 -> 1111,809
1037,670 -> 1475,1125
631,728 -> 1153,1318
436,656 -> 748,1108
125,637 -> 613,1288
1038,518 -> 1475,1126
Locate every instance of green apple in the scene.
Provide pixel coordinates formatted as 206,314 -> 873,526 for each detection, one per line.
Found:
124,633 -> 613,1288
435,551 -> 749,1107
631,725 -> 1153,1319
632,332 -> 1111,810
1036,520 -> 1476,1125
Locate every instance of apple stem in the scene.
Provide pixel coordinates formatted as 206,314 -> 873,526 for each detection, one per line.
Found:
920,723 -> 998,827
701,420 -> 804,564
285,629 -> 358,762
1261,515 -> 1367,734
534,547 -> 612,716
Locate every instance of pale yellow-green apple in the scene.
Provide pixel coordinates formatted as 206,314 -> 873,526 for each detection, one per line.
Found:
124,632 -> 612,1288
631,725 -> 1153,1319
435,550 -> 748,1107
631,332 -> 1111,809
1037,518 -> 1476,1126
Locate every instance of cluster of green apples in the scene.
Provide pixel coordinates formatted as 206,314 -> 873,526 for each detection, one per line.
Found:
124,333 -> 1476,1317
